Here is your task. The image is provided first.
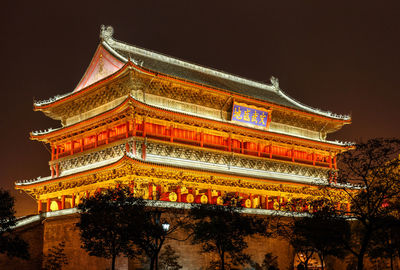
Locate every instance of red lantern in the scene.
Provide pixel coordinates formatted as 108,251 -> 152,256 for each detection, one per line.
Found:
240,199 -> 252,208
160,192 -> 177,202
211,196 -> 224,205
181,193 -> 194,203
194,194 -> 208,204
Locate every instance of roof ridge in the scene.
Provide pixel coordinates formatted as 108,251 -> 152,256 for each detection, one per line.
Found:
100,25 -> 350,121
100,25 -> 278,94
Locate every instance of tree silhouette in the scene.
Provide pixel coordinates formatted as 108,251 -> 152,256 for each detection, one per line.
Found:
158,245 -> 182,270
187,204 -> 267,270
291,202 -> 349,270
76,187 -> 144,270
368,216 -> 400,270
329,138 -> 400,270
131,207 -> 184,270
77,187 -> 185,270
0,188 -> 29,259
250,252 -> 279,270
42,241 -> 68,270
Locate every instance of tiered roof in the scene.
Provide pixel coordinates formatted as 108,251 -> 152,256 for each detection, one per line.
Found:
34,25 -> 350,122
17,26 -> 353,190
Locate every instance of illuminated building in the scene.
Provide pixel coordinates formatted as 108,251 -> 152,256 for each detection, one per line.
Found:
15,25 -> 351,214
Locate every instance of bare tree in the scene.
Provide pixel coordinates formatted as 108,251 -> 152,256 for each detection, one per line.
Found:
329,138 -> 400,270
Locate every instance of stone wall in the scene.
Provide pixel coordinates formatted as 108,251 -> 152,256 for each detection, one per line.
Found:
0,212 -> 356,270
0,218 -> 43,270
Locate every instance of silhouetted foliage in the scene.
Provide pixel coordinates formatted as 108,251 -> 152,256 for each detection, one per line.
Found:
158,245 -> 182,270
0,189 -> 29,259
42,241 -> 68,270
76,187 -> 144,270
77,186 -> 185,270
291,202 -> 349,270
250,252 -> 279,270
329,138 -> 400,270
187,204 -> 267,270
368,216 -> 400,270
131,207 -> 184,270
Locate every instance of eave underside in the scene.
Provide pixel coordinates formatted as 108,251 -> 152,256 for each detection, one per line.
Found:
31,93 -> 350,153
16,153 -> 338,199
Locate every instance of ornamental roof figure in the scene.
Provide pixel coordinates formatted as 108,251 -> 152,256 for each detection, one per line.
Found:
34,25 -> 349,121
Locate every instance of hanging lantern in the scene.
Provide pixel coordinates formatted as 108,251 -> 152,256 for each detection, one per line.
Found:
160,192 -> 178,202
211,196 -> 224,205
240,198 -> 251,208
181,193 -> 194,203
195,194 -> 208,204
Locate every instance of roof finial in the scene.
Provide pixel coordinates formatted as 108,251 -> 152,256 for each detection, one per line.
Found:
100,25 -> 114,41
270,76 -> 280,92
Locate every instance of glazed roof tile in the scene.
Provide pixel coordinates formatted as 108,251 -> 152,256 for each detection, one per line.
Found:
100,25 -> 350,120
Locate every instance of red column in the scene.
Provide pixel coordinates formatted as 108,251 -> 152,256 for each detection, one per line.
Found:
291,148 -> 295,162
312,153 -> 316,166
265,195 -> 269,209
129,181 -> 135,194
106,129 -> 110,144
142,142 -> 146,160
61,195 -> 65,210
126,121 -> 129,138
156,185 -> 162,200
170,125 -> 174,142
241,140 -> 244,154
56,146 -> 59,159
56,164 -> 60,177
228,135 -> 232,152
132,140 -> 136,155
133,119 -> 137,136
38,200 -> 42,213
269,144 -> 272,158
95,133 -> 98,147
148,184 -> 153,200
334,156 -> 337,170
70,140 -> 74,155
200,131 -> 204,147
250,194 -> 254,208
329,153 -> 333,168
125,143 -> 130,153
51,145 -> 55,160
81,138 -> 84,152
143,119 -> 147,137
46,198 -> 51,212
207,189 -> 212,204
71,194 -> 75,208
257,143 -> 261,157
177,187 -> 181,202
51,166 -> 55,178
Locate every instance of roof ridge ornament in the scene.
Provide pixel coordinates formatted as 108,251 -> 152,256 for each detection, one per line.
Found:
100,25 -> 114,41
270,76 -> 280,92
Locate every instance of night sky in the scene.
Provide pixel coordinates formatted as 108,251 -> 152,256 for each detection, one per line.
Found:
2,1 -> 399,216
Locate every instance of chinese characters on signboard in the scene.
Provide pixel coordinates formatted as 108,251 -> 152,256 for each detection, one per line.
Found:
231,102 -> 269,128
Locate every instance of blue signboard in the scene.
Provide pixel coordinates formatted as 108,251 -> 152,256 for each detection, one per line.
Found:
231,102 -> 269,128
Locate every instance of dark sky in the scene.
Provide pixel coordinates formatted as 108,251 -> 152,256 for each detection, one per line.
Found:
1,1 -> 399,216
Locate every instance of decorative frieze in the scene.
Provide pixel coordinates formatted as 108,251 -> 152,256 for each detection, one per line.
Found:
55,139 -> 331,183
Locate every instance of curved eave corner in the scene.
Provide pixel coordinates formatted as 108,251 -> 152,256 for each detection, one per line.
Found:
32,60 -> 136,115
15,155 -> 130,189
